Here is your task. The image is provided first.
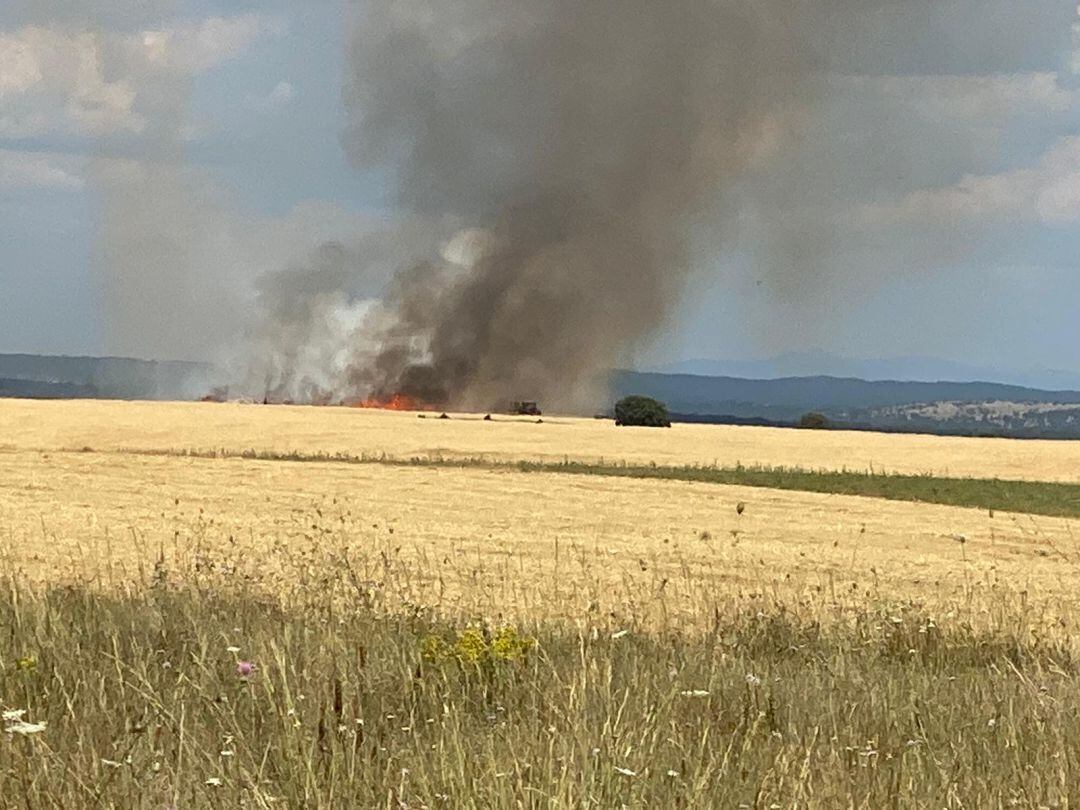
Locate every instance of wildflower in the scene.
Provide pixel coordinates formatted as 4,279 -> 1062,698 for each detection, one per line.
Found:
611,630 -> 629,640
101,759 -> 122,768
2,710 -> 26,722
236,661 -> 256,678
226,646 -> 241,654
491,626 -> 535,661
614,766 -> 637,777
220,750 -> 235,757
745,673 -> 762,687
15,656 -> 36,672
666,769 -> 680,777
679,690 -> 710,698
454,628 -> 487,664
420,634 -> 450,661
205,777 -> 223,786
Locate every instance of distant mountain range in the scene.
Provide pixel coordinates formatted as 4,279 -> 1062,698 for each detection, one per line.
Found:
647,352 -> 1080,392
5,352 -> 1080,438
611,370 -> 1080,438
0,354 -> 212,401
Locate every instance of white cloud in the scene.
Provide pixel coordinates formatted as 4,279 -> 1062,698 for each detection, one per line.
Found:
859,136 -> 1080,227
0,31 -> 43,95
268,81 -> 294,105
139,15 -> 285,74
0,149 -> 83,191
248,80 -> 294,112
0,27 -> 143,137
0,16 -> 283,139
1072,6 -> 1080,75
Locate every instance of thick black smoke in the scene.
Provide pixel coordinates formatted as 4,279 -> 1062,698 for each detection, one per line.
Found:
337,1 -> 824,410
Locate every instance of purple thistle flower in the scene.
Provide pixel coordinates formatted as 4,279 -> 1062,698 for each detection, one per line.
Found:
236,661 -> 256,678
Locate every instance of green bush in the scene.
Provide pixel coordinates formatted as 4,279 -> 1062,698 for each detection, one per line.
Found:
614,395 -> 671,428
797,412 -> 830,430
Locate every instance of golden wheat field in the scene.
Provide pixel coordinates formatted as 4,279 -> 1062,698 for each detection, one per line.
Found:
4,397 -> 1080,480
2,398 -> 1079,635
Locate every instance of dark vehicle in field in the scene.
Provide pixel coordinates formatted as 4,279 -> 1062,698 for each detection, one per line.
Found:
510,401 -> 542,416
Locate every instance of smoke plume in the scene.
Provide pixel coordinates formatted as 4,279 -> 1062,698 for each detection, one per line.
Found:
305,0 -> 826,410
308,3 -> 829,412
252,1 -> 1067,409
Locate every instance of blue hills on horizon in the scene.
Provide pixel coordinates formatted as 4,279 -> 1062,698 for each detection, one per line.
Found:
616,353 -> 1080,437
644,351 -> 1080,393
639,354 -> 1080,395
4,351 -> 1080,438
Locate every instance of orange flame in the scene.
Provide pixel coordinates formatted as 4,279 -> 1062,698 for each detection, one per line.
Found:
354,393 -> 433,412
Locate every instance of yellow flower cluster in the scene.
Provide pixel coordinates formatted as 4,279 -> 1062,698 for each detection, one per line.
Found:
421,626 -> 536,666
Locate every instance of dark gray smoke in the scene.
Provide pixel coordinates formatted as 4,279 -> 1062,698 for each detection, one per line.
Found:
336,0 -> 825,410
244,1 -> 1072,409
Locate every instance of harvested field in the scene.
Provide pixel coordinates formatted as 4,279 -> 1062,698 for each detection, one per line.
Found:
2,444 -> 1078,635
3,397 -> 1080,481
7,581 -> 1079,808
5,399 -> 1080,806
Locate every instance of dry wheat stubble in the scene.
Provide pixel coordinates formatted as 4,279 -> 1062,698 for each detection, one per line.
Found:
1,442 -> 1077,634
3,397 -> 1080,481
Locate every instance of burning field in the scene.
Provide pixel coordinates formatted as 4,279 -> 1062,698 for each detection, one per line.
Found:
353,393 -> 434,412
8,0 -> 1080,803
223,1 -> 887,414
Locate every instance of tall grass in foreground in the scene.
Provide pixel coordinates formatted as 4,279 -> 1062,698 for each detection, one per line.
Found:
1,576 -> 1077,808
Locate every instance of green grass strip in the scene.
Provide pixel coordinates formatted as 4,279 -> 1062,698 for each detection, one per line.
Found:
515,460 -> 1080,519
115,446 -> 1080,520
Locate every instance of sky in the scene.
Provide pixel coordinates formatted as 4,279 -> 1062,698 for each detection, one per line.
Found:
2,1 -> 1080,379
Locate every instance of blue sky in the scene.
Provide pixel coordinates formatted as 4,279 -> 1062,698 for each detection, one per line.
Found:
2,1 -> 1080,380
